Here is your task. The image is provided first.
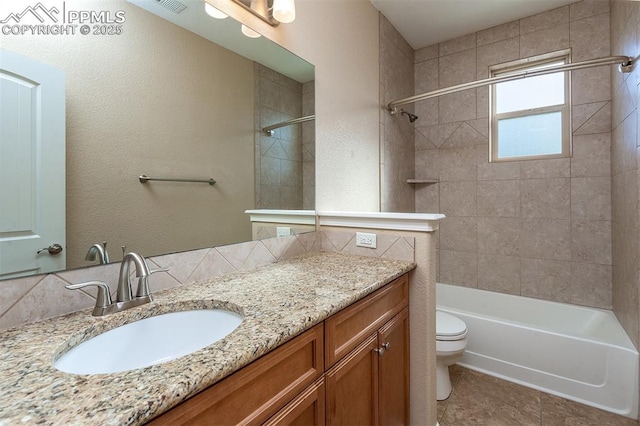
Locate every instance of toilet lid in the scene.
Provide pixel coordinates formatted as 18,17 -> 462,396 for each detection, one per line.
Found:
436,311 -> 467,340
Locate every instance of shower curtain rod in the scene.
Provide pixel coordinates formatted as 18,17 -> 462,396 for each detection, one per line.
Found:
387,55 -> 634,114
262,115 -> 316,136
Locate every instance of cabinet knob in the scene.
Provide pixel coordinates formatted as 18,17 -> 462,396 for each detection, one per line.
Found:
375,342 -> 390,355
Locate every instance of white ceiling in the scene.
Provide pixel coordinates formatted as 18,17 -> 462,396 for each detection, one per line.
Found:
370,0 -> 577,50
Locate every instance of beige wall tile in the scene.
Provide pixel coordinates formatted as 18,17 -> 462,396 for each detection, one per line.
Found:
612,171 -> 639,229
439,250 -> 478,287
570,0 -> 609,22
521,258 -> 571,303
520,24 -> 570,58
571,133 -> 611,177
572,66 -> 611,106
415,44 -> 438,63
439,49 -> 476,88
439,147 -> 477,181
476,145 -> 521,181
415,184 -> 440,213
611,111 -> 637,175
416,123 -> 461,148
0,275 -> 44,316
439,33 -> 476,56
150,248 -> 210,284
570,262 -> 612,309
612,223 -> 640,349
571,220 -> 612,265
415,149 -> 440,179
569,12 -> 610,62
520,158 -> 570,179
440,181 -> 477,216
439,216 -> 478,252
571,177 -> 611,221
476,37 -> 519,79
521,219 -> 572,261
440,122 -> 487,149
186,249 -> 236,284
572,102 -> 611,135
477,21 -> 520,46
415,58 -> 438,94
476,86 -> 489,119
477,217 -> 521,256
0,275 -> 94,330
477,180 -> 520,218
439,89 -> 477,124
521,178 -> 570,219
477,253 -> 520,295
520,6 -> 569,35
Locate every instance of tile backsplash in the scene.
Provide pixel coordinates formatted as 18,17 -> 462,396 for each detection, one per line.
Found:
0,230 -> 414,331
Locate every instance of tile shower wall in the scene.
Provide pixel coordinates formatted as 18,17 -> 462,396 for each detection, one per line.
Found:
611,0 -> 640,351
413,1 -> 613,309
254,64 -> 306,209
302,81 -> 315,210
380,14 -> 416,212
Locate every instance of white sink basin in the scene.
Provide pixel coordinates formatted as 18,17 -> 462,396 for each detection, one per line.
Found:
54,309 -> 244,375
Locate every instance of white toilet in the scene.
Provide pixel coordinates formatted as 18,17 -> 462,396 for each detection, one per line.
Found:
436,310 -> 468,400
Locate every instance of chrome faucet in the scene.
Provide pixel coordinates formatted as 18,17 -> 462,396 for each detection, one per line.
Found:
85,242 -> 110,264
66,251 -> 168,316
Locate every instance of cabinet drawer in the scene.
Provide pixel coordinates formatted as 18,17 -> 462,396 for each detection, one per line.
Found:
324,274 -> 408,367
263,378 -> 325,426
149,323 -> 324,426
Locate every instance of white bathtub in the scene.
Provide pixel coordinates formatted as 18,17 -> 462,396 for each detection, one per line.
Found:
436,283 -> 639,419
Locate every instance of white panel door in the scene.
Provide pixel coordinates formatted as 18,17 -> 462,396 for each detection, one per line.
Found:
0,49 -> 65,279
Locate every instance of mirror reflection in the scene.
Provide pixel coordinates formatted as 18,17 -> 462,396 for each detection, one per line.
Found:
0,0 -> 314,280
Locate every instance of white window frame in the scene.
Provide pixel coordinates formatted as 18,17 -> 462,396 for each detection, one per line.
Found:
489,49 -> 572,163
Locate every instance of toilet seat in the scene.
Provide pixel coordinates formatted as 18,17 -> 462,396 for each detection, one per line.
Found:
436,311 -> 467,341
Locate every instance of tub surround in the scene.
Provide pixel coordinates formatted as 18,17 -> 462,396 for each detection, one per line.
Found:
0,251 -> 415,425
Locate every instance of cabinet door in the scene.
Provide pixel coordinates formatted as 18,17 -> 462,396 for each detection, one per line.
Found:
325,334 -> 379,426
148,324 -> 323,425
263,378 -> 325,426
378,308 -> 409,426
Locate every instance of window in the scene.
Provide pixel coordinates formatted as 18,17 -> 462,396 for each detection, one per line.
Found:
489,50 -> 571,162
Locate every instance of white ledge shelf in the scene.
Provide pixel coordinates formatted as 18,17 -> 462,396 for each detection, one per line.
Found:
245,209 -> 316,225
406,179 -> 438,184
318,211 -> 445,232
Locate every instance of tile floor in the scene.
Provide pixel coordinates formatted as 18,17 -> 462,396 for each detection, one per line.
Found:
437,365 -> 638,425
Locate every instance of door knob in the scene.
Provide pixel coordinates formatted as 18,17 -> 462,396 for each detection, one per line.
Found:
37,243 -> 63,255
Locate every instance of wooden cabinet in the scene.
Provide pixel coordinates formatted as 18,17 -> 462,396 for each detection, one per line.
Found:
264,378 -> 325,426
324,284 -> 409,426
147,274 -> 409,426
149,324 -> 324,426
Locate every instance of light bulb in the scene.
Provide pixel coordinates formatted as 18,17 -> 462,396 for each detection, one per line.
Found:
273,0 -> 295,23
241,24 -> 261,38
204,2 -> 228,19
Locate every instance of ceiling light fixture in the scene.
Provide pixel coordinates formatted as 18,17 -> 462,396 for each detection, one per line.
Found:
272,0 -> 295,24
204,2 -> 228,19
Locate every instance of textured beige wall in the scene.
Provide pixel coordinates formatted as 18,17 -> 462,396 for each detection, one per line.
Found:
2,0 -> 255,269
413,1 -> 613,309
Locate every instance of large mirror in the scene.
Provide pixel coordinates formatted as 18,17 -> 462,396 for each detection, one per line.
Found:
0,0 -> 314,280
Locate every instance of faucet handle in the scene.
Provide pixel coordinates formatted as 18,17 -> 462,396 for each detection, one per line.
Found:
65,281 -> 113,314
135,267 -> 170,298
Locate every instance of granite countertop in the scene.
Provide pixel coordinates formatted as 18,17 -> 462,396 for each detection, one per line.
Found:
0,252 -> 415,425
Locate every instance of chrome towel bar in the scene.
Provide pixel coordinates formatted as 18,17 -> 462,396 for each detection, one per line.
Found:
262,115 -> 315,136
138,175 -> 216,185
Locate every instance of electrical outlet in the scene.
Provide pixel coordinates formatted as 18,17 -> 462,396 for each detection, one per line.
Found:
276,227 -> 291,237
356,232 -> 377,248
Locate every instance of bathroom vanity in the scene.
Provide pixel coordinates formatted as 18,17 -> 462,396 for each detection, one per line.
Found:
150,273 -> 409,425
0,252 -> 414,425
